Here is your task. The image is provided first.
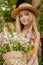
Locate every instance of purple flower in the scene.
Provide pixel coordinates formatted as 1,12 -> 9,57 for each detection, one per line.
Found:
0,37 -> 2,44
26,32 -> 32,39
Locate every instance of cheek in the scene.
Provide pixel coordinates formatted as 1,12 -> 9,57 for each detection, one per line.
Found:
19,18 -> 23,23
20,18 -> 22,21
27,16 -> 30,20
27,16 -> 31,22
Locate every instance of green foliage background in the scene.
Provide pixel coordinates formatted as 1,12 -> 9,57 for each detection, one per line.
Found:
0,0 -> 43,65
0,0 -> 43,37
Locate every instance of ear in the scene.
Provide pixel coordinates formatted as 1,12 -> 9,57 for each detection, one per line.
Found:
32,0 -> 41,8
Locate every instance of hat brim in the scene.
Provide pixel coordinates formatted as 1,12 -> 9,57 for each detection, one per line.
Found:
11,6 -> 39,19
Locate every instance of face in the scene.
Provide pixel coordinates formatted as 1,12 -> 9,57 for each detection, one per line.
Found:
19,10 -> 30,25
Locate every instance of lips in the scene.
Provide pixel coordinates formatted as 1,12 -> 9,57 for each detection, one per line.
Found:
22,19 -> 28,22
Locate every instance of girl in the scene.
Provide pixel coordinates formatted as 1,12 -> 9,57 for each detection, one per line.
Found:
11,3 -> 40,65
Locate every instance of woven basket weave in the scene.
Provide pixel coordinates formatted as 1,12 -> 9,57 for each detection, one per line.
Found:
2,51 -> 27,65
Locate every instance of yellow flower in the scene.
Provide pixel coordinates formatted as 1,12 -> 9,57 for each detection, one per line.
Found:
26,38 -> 29,42
28,49 -> 36,55
8,23 -> 15,32
18,34 -> 21,37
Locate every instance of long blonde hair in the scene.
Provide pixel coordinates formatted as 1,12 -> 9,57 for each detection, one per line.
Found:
15,10 -> 38,35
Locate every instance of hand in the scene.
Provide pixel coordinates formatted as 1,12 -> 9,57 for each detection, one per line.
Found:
27,53 -> 37,65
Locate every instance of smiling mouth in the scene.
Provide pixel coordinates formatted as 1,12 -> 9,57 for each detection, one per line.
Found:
22,18 -> 28,21
22,20 -> 28,22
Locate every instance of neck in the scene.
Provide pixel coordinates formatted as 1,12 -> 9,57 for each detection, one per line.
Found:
24,22 -> 32,30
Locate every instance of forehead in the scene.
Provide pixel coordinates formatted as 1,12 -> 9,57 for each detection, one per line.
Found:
19,10 -> 29,14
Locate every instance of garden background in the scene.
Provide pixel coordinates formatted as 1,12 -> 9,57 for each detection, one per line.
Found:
0,0 -> 43,65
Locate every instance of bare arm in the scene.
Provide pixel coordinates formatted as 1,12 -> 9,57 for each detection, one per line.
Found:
28,31 -> 40,65
32,17 -> 40,52
28,19 -> 40,65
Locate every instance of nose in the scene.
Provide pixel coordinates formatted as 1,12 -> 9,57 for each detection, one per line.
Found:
22,15 -> 26,19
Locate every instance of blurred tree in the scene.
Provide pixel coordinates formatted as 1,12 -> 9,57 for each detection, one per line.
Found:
0,0 -> 43,35
16,0 -> 25,8
32,0 -> 41,8
37,0 -> 43,60
0,0 -> 17,22
37,0 -> 43,38
0,0 -> 43,64
16,0 -> 32,8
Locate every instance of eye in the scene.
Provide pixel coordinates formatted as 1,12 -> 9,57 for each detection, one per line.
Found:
19,15 -> 23,18
25,13 -> 29,16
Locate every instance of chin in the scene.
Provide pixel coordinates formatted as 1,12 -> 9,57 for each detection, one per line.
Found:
23,23 -> 28,25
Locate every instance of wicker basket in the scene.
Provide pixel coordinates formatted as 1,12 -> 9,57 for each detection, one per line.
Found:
2,51 -> 27,65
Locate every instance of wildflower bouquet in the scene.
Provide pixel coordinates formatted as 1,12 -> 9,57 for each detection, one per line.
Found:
0,32 -> 35,65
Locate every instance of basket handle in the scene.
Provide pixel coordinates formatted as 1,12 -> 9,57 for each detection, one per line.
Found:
3,25 -> 13,51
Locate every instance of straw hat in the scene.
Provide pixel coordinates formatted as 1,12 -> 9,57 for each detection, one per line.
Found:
11,3 -> 39,19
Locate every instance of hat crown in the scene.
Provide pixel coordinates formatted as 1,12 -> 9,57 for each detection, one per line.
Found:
18,3 -> 32,8
11,3 -> 39,19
